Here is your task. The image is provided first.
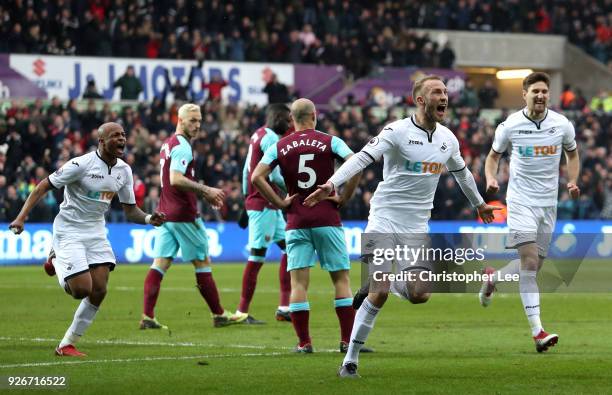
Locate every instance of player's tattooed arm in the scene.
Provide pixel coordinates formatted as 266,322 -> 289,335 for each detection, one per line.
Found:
252,162 -> 296,210
170,170 -> 225,208
9,178 -> 53,234
199,185 -> 225,209
564,148 -> 580,199
484,150 -> 502,195
122,203 -> 166,226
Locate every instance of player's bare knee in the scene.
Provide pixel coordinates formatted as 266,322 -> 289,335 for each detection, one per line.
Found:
369,291 -> 388,307
521,255 -> 539,270
408,291 -> 431,304
409,277 -> 433,302
70,286 -> 90,300
153,257 -> 172,272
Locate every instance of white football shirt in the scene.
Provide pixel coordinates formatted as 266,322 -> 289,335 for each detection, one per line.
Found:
492,108 -> 577,207
48,150 -> 136,231
361,116 -> 466,218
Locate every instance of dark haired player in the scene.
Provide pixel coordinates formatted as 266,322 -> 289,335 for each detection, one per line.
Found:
234,104 -> 293,324
479,72 -> 580,353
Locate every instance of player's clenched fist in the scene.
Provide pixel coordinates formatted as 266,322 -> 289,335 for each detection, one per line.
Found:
8,219 -> 25,235
486,179 -> 499,195
148,212 -> 166,226
567,183 -> 580,199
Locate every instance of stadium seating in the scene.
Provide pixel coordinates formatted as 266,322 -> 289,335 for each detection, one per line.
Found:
1,0 -> 609,76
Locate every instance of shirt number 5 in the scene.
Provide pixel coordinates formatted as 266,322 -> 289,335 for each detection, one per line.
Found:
298,154 -> 316,189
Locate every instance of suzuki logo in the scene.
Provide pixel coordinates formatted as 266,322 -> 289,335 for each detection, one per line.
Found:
33,58 -> 46,76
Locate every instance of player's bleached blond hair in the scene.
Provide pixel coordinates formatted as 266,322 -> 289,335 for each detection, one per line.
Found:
412,75 -> 444,102
178,103 -> 201,119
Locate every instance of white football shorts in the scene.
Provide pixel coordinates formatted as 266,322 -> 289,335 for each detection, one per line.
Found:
52,224 -> 116,291
506,201 -> 557,258
364,211 -> 432,274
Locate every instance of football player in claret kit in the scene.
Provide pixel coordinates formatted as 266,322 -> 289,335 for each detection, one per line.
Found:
478,72 -> 580,352
305,76 -> 499,377
252,98 -> 363,353
9,122 -> 165,357
140,104 -> 244,329
234,104 -> 292,324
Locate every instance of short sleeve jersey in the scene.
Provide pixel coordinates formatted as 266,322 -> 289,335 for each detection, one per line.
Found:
158,134 -> 198,222
261,129 -> 353,230
492,108 -> 577,207
360,116 -> 465,218
243,126 -> 283,211
48,150 -> 135,230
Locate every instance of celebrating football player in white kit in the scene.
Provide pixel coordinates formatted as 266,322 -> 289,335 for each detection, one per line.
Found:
10,122 -> 165,357
479,72 -> 580,353
304,76 -> 500,378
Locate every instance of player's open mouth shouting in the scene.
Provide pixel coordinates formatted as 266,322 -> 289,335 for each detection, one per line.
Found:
436,103 -> 447,118
116,142 -> 125,156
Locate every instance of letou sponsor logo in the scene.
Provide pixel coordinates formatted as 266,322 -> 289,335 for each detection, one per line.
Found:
518,145 -> 558,156
404,160 -> 444,174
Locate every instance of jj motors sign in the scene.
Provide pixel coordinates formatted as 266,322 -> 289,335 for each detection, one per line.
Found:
9,54 -> 294,105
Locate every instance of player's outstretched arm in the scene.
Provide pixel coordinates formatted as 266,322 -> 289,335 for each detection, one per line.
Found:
122,203 -> 166,226
447,147 -> 501,224
9,178 -> 53,234
485,150 -> 502,194
564,148 -> 581,199
252,162 -> 296,209
303,151 -> 373,207
169,170 -> 225,208
325,153 -> 362,208
476,203 -> 502,224
303,181 -> 333,207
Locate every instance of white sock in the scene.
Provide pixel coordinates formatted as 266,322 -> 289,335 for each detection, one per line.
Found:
519,270 -> 543,336
493,259 -> 520,283
277,306 -> 289,312
342,298 -> 380,366
59,297 -> 99,348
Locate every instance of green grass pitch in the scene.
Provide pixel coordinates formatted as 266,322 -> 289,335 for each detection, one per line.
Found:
0,263 -> 611,394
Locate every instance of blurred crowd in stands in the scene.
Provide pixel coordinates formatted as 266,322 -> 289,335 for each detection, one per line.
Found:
2,0 -> 610,78
0,90 -> 610,224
